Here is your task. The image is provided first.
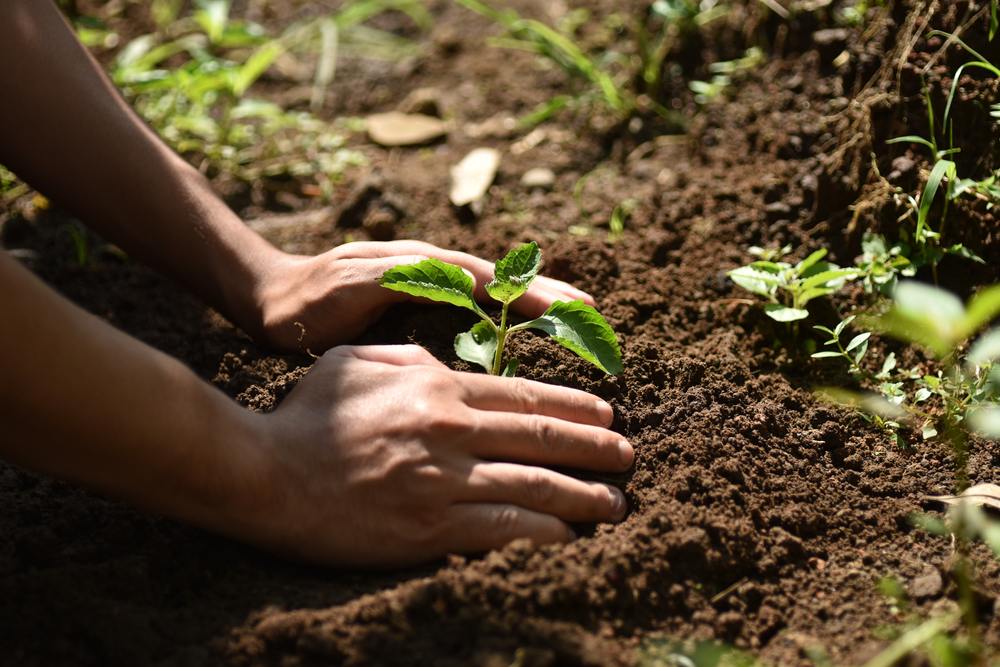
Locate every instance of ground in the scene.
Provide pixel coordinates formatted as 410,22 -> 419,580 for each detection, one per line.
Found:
3,0 -> 1000,665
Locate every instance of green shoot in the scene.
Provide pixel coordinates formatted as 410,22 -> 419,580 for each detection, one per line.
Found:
380,243 -> 623,376
727,248 -> 858,323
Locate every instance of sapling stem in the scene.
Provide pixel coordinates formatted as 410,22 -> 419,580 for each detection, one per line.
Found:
491,302 -> 510,376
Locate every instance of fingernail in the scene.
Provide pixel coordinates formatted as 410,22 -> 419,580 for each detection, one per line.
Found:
596,400 -> 614,427
608,487 -> 625,520
618,440 -> 634,469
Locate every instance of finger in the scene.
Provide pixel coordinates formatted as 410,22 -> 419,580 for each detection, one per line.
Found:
334,241 -> 596,313
437,503 -> 575,555
333,344 -> 449,369
460,462 -> 627,523
470,410 -> 633,472
459,374 -> 615,428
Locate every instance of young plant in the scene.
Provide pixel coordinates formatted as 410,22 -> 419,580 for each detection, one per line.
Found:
885,39 -> 997,282
380,242 -> 623,376
814,281 -> 1000,445
727,248 -> 858,323
108,0 -> 427,191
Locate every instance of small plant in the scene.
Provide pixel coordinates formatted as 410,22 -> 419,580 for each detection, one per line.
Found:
380,242 -> 623,376
815,281 -> 1000,444
854,233 -> 914,295
109,0 -> 428,191
727,248 -> 858,323
885,36 -> 998,282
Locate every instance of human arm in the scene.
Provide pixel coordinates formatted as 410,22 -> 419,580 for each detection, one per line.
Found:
0,250 -> 631,567
0,0 -> 593,352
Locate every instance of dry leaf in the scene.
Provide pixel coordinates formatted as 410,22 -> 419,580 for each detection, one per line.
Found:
449,147 -> 500,206
925,483 -> 1000,511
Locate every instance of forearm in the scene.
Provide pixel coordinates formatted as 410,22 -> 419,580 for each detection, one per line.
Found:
0,250 -> 271,537
0,0 -> 285,339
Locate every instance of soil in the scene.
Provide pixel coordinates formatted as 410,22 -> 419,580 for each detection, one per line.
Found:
4,0 -> 1000,665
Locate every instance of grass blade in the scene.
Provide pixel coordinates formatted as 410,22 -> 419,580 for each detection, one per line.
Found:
311,18 -> 338,112
917,159 -> 955,240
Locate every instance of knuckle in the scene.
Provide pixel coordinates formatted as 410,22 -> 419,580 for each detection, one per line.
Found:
527,413 -> 558,455
509,379 -> 542,415
522,467 -> 556,507
491,505 -> 524,539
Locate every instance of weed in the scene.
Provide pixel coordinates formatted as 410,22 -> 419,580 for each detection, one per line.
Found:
109,0 -> 431,192
380,242 -> 622,376
884,34 -> 1000,281
453,0 -> 736,127
608,198 -> 637,243
854,233 -> 914,295
814,281 -> 1000,445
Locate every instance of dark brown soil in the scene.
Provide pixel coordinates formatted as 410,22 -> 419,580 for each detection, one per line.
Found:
4,0 -> 1000,665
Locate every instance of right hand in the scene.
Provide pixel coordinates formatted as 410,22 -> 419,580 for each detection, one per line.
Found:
243,345 -> 633,568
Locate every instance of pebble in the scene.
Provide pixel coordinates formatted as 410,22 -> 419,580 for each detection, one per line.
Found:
520,167 -> 556,190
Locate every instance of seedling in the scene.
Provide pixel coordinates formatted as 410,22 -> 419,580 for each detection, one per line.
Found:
108,0 -> 426,190
380,242 -> 623,376
727,248 -> 858,323
815,282 -> 1000,443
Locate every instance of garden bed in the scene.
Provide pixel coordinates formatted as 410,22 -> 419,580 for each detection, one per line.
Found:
3,0 -> 1000,665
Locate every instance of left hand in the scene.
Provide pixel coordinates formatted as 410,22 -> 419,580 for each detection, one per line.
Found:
255,240 -> 595,352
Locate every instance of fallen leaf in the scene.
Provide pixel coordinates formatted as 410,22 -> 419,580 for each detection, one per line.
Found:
925,483 -> 1000,511
450,147 -> 500,206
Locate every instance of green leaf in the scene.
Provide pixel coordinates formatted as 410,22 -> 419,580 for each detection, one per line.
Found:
969,329 -> 1000,366
882,352 -> 897,374
835,315 -> 856,336
495,242 -> 541,285
968,405 -> 1000,437
235,40 -> 284,97
814,387 -> 911,422
853,338 -> 869,365
811,351 -> 842,358
945,243 -> 985,264
764,304 -> 809,322
517,300 -> 623,375
961,283 -> 1000,341
917,159 -> 956,240
486,242 -> 542,304
194,0 -> 231,44
727,266 -> 777,297
799,268 -> 859,292
381,258 -> 486,317
501,359 -> 520,377
796,249 -> 828,273
454,320 -> 498,373
845,332 -> 871,352
886,135 -> 936,152
914,387 -> 932,402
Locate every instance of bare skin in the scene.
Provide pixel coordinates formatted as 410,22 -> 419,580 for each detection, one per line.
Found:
0,0 -> 633,567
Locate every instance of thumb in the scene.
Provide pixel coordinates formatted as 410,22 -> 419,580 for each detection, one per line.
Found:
336,344 -> 449,369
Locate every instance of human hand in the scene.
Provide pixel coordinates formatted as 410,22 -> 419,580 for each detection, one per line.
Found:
254,241 -> 595,352
243,344 -> 632,567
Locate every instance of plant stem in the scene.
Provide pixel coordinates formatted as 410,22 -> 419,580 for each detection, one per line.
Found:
491,302 -> 510,375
